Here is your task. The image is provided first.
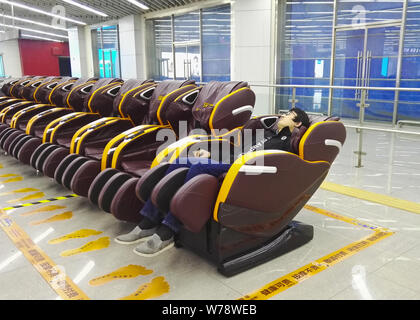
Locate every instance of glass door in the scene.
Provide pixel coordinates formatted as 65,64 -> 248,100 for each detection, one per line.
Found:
332,23 -> 401,122
174,43 -> 201,82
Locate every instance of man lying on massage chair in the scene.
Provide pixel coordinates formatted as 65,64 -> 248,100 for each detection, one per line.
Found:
115,107 -> 310,257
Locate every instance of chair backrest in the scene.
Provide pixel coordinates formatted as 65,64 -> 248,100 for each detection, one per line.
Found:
65,77 -> 100,112
49,77 -> 80,107
165,81 -> 255,137
15,76 -> 47,99
144,80 -> 196,126
83,77 -> 124,116
112,78 -> 155,124
33,77 -> 76,104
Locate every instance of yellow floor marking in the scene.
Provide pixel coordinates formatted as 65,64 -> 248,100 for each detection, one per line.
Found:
119,276 -> 170,300
321,181 -> 420,214
1,176 -> 23,183
0,188 -> 39,196
48,229 -> 103,244
20,205 -> 67,216
0,209 -> 89,300
60,237 -> 110,257
0,174 -> 19,177
239,205 -> 394,300
7,192 -> 45,204
89,265 -> 153,286
0,164 -> 3,169
30,211 -> 73,226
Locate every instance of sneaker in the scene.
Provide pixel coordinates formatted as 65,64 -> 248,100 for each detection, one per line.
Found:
114,226 -> 157,245
133,233 -> 174,257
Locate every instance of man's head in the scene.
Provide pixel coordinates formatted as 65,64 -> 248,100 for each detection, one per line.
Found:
277,107 -> 310,132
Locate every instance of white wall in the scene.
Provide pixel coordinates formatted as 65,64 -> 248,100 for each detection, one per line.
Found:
230,0 -> 275,115
118,14 -> 147,80
0,39 -> 23,77
68,26 -> 93,78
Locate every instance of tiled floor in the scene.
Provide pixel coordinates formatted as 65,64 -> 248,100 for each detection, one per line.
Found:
0,119 -> 420,300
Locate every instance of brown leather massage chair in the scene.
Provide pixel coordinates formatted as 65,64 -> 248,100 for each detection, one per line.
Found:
133,114 -> 346,276
22,77 -> 128,174
51,79 -> 196,197
89,81 -> 256,222
0,76 -> 80,152
0,77 -> 102,161
0,76 -> 104,164
0,76 -> 48,117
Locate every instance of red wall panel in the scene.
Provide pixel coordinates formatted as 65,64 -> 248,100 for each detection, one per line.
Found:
18,39 -> 70,76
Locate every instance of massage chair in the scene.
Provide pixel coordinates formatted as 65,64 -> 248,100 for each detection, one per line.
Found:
133,114 -> 346,276
86,81 -> 255,222
0,76 -> 80,150
51,79 -> 196,197
22,77 -> 126,174
0,76 -> 49,115
0,77 -> 103,162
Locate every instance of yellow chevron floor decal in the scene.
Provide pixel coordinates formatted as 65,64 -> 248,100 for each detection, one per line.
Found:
20,205 -> 67,216
60,237 -> 110,257
7,192 -> 45,204
118,276 -> 170,300
30,211 -> 73,226
0,188 -> 39,196
89,265 -> 153,287
48,229 -> 103,244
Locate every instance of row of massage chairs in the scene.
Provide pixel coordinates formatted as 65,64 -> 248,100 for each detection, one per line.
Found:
0,75 -> 346,276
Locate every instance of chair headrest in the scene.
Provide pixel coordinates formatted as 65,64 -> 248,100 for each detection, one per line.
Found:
113,79 -> 155,124
83,77 -> 124,115
191,81 -> 254,132
147,80 -> 195,125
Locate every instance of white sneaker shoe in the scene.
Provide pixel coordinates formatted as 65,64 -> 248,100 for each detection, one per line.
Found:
114,226 -> 157,245
133,233 -> 174,257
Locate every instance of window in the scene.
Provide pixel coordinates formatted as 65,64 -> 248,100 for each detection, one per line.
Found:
146,4 -> 231,82
95,25 -> 121,78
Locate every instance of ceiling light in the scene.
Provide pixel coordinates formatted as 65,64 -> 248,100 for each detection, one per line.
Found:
0,13 -> 68,31
21,33 -> 64,42
126,0 -> 149,10
0,0 -> 86,25
0,22 -> 69,39
62,0 -> 108,17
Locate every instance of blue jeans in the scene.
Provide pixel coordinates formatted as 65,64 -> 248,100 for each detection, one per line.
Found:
140,157 -> 231,233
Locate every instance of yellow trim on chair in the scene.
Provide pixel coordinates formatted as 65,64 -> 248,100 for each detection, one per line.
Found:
48,79 -> 76,105
87,82 -> 122,113
209,87 -> 251,132
156,84 -> 197,126
298,121 -> 338,160
66,80 -> 96,110
73,118 -> 120,154
0,101 -> 32,122
110,126 -> 166,169
100,125 -> 156,170
25,108 -> 67,135
10,104 -> 48,128
117,83 -> 157,119
42,112 -> 83,143
212,150 -> 285,222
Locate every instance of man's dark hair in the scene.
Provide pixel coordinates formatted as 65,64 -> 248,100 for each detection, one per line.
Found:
290,107 -> 310,128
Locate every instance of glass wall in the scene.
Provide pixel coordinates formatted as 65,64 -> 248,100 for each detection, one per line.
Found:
146,4 -> 231,82
96,25 -> 121,78
276,0 -> 420,123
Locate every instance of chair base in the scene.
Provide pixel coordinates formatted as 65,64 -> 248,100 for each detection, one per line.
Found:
175,220 -> 314,277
